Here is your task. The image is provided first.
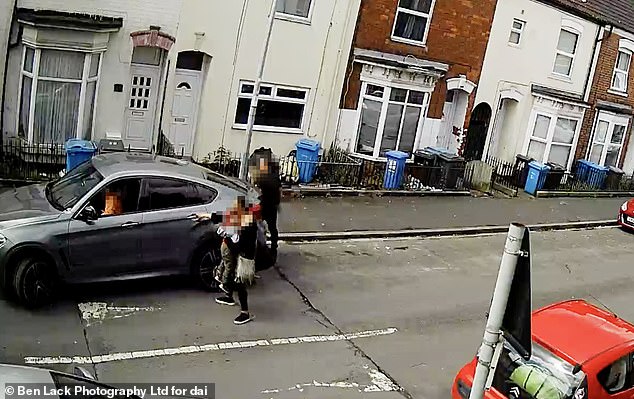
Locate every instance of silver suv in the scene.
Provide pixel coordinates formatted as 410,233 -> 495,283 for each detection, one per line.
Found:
0,152 -> 261,308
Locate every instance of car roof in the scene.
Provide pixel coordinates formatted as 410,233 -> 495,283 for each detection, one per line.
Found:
532,299 -> 634,365
90,152 -> 249,192
0,364 -> 55,396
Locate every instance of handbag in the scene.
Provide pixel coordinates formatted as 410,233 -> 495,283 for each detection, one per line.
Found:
236,255 -> 256,285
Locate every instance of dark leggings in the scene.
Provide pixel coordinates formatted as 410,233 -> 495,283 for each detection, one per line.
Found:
228,280 -> 248,312
263,208 -> 279,251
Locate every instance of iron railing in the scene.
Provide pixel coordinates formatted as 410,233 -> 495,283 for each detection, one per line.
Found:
0,140 -> 66,181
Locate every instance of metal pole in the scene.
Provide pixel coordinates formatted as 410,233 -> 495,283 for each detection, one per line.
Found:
239,0 -> 277,181
469,223 -> 526,399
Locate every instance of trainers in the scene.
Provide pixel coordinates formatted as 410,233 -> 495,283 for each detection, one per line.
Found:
215,296 -> 236,306
234,312 -> 253,325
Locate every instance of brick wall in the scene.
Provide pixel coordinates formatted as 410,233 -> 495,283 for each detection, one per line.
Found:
342,0 -> 497,125
576,31 -> 634,166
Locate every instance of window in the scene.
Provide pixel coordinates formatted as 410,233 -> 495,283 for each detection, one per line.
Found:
89,178 -> 142,217
553,29 -> 579,77
391,0 -> 435,45
611,50 -> 632,92
48,161 -> 104,210
18,47 -> 101,144
589,113 -> 630,167
190,184 -> 218,205
234,81 -> 308,132
52,372 -> 132,399
276,0 -> 312,19
355,82 -> 428,158
509,19 -> 525,45
526,113 -> 580,168
141,178 -> 191,211
597,353 -> 633,394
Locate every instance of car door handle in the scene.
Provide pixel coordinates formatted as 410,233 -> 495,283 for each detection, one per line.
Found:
121,221 -> 140,228
187,214 -> 199,220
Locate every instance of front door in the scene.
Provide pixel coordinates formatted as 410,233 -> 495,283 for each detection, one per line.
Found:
169,70 -> 202,157
67,178 -> 143,279
125,65 -> 160,151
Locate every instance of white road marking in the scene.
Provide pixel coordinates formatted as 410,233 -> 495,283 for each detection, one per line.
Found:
78,302 -> 161,327
24,327 -> 398,365
260,364 -> 399,394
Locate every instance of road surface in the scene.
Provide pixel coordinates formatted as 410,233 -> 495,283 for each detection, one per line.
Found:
1,227 -> 633,399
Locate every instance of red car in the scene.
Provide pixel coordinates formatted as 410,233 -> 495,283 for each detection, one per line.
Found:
452,300 -> 634,399
618,199 -> 634,230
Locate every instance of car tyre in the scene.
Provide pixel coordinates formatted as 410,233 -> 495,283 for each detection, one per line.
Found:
191,243 -> 222,292
12,256 -> 58,308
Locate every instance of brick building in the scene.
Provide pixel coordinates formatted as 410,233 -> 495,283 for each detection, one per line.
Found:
333,0 -> 497,159
576,25 -> 634,174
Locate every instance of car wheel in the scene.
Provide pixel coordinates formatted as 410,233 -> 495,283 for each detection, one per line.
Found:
192,244 -> 222,292
12,256 -> 58,308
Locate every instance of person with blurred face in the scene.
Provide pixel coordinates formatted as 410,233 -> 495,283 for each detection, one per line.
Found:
249,148 -> 281,262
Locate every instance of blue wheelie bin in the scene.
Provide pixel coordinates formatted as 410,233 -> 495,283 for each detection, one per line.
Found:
65,139 -> 97,172
383,151 -> 409,189
524,161 -> 550,195
295,138 -> 321,183
586,162 -> 609,189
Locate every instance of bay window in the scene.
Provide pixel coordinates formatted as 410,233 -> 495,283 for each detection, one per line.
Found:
588,112 -> 630,168
526,113 -> 580,168
19,46 -> 101,144
355,82 -> 428,158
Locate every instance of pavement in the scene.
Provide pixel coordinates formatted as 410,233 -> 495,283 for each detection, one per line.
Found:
278,195 -> 627,233
1,227 -> 633,399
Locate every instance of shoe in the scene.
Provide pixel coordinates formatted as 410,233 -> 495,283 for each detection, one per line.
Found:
215,296 -> 236,306
234,312 -> 253,325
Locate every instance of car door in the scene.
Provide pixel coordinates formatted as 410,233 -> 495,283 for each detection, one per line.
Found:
67,177 -> 143,279
139,177 -> 218,272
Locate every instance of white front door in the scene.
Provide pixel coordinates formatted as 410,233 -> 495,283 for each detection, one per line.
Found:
169,70 -> 202,157
125,65 -> 160,151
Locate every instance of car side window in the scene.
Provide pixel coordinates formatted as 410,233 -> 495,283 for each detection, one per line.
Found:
188,183 -> 217,206
140,178 -> 191,211
89,178 -> 141,217
597,352 -> 634,394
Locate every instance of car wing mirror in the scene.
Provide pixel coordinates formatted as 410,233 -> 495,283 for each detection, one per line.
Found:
80,205 -> 99,222
73,366 -> 95,380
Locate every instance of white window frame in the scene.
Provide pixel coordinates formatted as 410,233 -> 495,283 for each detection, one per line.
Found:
233,80 -> 309,134
353,80 -> 430,159
275,0 -> 315,24
587,111 -> 630,167
17,45 -> 103,145
508,19 -> 526,47
390,0 -> 437,47
523,107 -> 583,170
610,49 -> 632,93
552,27 -> 580,78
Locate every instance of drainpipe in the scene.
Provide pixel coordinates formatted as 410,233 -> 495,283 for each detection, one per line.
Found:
583,25 -> 607,102
1,0 -> 19,147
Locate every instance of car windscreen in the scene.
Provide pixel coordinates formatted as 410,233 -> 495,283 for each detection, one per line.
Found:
491,340 -> 586,399
48,161 -> 104,210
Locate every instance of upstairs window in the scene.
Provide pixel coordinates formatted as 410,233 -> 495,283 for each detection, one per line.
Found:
391,0 -> 435,45
509,19 -> 525,46
553,28 -> 579,77
611,50 -> 632,93
276,0 -> 312,19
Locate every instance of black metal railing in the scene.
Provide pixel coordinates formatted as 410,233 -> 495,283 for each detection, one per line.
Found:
0,140 -> 66,181
545,166 -> 634,192
482,155 -> 523,193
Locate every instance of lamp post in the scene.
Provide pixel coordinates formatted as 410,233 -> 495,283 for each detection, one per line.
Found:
239,0 -> 277,181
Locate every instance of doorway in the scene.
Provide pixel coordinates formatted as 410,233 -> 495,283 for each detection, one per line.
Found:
169,51 -> 205,157
125,47 -> 163,151
463,103 -> 492,161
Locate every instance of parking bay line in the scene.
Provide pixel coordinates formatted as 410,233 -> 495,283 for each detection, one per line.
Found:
24,327 -> 398,365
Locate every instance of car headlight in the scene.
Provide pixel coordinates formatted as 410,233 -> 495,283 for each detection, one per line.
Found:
622,202 -> 629,212
0,233 -> 6,249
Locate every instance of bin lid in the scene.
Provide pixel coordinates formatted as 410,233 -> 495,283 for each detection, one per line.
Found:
425,146 -> 452,155
587,162 -> 609,171
65,139 -> 96,151
528,160 -> 550,171
545,162 -> 565,171
516,154 -> 533,162
608,166 -> 624,174
438,152 -> 465,162
577,159 -> 594,167
296,138 -> 320,152
385,150 -> 409,160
